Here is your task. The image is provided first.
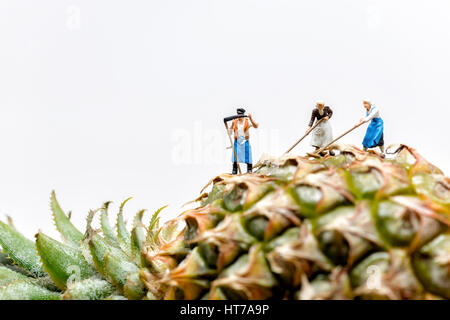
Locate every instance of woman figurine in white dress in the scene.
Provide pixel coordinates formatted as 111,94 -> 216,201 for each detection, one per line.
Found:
307,101 -> 334,156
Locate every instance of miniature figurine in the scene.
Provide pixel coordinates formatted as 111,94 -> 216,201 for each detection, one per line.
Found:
359,99 -> 385,157
307,101 -> 334,156
224,108 -> 258,174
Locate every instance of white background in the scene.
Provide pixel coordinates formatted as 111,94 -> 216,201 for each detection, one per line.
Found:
0,0 -> 449,239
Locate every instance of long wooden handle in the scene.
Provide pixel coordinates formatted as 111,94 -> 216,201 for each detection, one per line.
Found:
224,122 -> 242,174
284,118 -> 324,155
313,122 -> 365,155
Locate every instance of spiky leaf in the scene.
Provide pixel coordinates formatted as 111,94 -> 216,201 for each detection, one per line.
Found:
100,202 -> 119,245
35,232 -> 95,290
116,198 -> 132,256
88,232 -> 132,277
0,266 -> 29,286
50,191 -> 83,247
0,280 -> 61,300
63,278 -> 116,300
131,210 -> 147,265
104,253 -> 145,299
0,221 -> 45,276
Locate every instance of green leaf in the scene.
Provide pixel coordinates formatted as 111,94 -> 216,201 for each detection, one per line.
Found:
104,253 -> 145,300
0,280 -> 61,300
0,266 -> 29,286
124,272 -> 146,300
0,221 -> 45,276
0,253 -> 29,276
149,206 -> 166,233
100,202 -> 119,245
88,232 -> 131,277
78,210 -> 99,268
35,232 -> 95,290
116,197 -> 133,256
50,191 -> 83,247
146,205 -> 167,246
63,277 -> 115,300
131,210 -> 147,265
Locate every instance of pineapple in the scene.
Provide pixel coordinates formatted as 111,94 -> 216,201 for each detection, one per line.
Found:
0,144 -> 448,300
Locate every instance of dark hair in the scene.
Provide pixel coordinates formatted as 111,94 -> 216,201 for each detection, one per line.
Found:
237,108 -> 246,115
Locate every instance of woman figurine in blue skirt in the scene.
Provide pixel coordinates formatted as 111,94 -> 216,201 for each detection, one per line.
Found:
359,99 -> 385,157
230,108 -> 259,174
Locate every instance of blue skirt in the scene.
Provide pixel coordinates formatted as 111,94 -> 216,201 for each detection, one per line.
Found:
363,118 -> 384,148
232,137 -> 252,164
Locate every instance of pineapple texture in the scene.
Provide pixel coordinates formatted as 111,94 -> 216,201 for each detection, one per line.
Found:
0,144 -> 449,300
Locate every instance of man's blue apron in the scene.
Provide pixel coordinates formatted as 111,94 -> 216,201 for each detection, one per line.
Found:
232,136 -> 252,164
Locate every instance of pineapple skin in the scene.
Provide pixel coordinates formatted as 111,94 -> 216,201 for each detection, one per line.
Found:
0,144 -> 449,300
